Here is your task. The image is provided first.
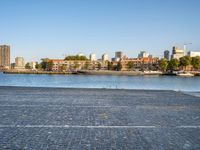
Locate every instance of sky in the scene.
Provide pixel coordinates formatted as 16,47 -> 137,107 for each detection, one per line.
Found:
0,0 -> 200,62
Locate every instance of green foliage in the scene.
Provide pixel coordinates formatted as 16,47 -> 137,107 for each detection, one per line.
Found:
35,62 -> 42,69
168,59 -> 179,71
40,59 -> 54,71
41,61 -> 46,70
47,61 -> 54,71
127,62 -> 134,70
73,61 -> 80,69
107,61 -> 113,70
116,62 -> 122,71
98,63 -> 101,70
191,56 -> 200,69
65,55 -> 88,61
60,64 -> 67,72
179,56 -> 191,67
159,58 -> 168,72
35,63 -> 39,69
25,63 -> 31,69
84,61 -> 90,69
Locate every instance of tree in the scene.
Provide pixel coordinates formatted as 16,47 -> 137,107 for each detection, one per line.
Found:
60,64 -> 67,72
168,59 -> 179,71
47,61 -> 54,71
40,62 -> 46,70
73,61 -> 80,70
25,63 -> 31,69
179,56 -> 191,69
40,61 -> 47,70
35,63 -> 39,69
84,61 -> 90,70
107,61 -> 113,70
127,62 -> 134,70
40,59 -> 54,71
191,56 -> 200,70
65,55 -> 88,61
98,63 -> 101,70
159,58 -> 168,72
116,62 -> 122,71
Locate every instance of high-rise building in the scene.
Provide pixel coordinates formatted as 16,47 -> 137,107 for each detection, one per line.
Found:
115,51 -> 123,62
15,57 -> 25,69
171,47 -> 184,60
89,53 -> 96,61
0,45 -> 10,69
115,51 -> 123,59
138,51 -> 149,58
164,50 -> 170,60
102,53 -> 109,61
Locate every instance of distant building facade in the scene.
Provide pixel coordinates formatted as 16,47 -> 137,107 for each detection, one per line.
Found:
102,53 -> 109,61
77,53 -> 85,57
15,57 -> 25,69
51,59 -> 90,71
0,45 -> 10,69
164,50 -> 170,60
138,51 -> 149,58
187,51 -> 200,57
115,51 -> 123,61
171,47 -> 184,60
112,57 -> 159,71
89,53 -> 96,61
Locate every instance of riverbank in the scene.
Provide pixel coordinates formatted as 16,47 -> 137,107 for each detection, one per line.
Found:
0,86 -> 199,149
3,70 -> 73,75
3,69 -> 163,76
78,70 -> 146,76
3,69 -> 200,76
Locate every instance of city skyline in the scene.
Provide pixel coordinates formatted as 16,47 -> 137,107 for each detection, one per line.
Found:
2,45 -> 200,64
1,0 -> 200,62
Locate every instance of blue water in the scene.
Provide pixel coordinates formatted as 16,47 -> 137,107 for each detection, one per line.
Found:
0,72 -> 200,91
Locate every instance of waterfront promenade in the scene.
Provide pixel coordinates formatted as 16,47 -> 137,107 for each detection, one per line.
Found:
0,86 -> 200,149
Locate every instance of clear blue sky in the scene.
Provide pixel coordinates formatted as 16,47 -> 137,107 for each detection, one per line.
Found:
0,0 -> 200,62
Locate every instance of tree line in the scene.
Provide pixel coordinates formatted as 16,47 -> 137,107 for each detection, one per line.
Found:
159,56 -> 200,72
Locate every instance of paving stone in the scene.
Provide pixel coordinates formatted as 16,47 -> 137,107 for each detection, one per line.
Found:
0,86 -> 199,149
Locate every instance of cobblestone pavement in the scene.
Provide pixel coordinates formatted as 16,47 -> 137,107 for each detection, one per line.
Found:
0,86 -> 199,150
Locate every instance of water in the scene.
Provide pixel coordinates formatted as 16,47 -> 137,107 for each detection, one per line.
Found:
0,72 -> 200,91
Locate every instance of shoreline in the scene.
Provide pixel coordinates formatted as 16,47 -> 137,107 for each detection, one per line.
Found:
3,70 -> 163,76
0,86 -> 199,93
77,70 -> 162,76
2,70 -> 200,76
0,85 -> 173,91
2,70 -> 73,75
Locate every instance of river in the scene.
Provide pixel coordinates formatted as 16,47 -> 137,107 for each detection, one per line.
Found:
0,72 -> 200,91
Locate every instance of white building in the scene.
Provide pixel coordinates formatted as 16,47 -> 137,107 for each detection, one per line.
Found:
102,53 -> 109,61
89,53 -> 96,61
187,51 -> 200,57
15,57 -> 25,69
77,53 -> 85,57
171,54 -> 184,60
138,51 -> 149,58
171,47 -> 184,60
